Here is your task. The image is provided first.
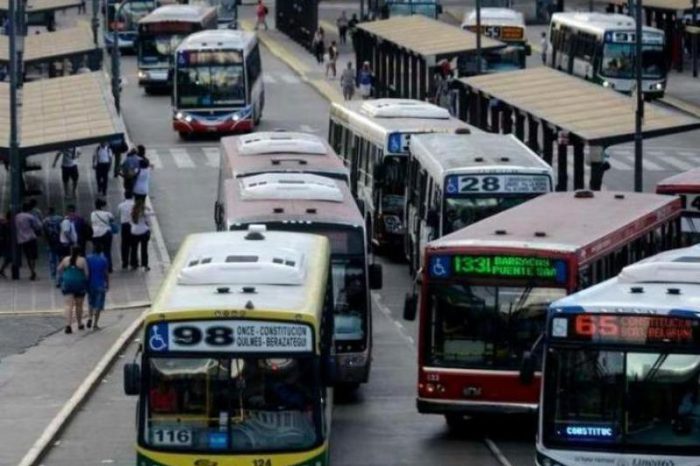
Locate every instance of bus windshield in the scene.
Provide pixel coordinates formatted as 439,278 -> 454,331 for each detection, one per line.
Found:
443,195 -> 536,235
140,34 -> 187,66
483,46 -> 524,72
176,51 -> 246,108
426,284 -> 567,369
601,43 -> 665,79
544,348 -> 700,454
145,357 -> 321,453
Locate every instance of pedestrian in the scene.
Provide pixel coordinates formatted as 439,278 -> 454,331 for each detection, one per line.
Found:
117,192 -> 135,270
327,41 -> 338,79
86,242 -> 109,330
52,147 -> 80,199
120,148 -> 140,198
133,158 -> 151,202
137,144 -> 149,165
0,211 -> 12,278
349,13 -> 359,52
57,246 -> 89,334
255,0 -> 268,31
59,205 -> 79,262
340,61 -> 356,101
15,202 -> 42,280
540,31 -> 548,65
312,28 -> 325,64
112,139 -> 128,178
27,198 -> 42,223
337,11 -> 349,45
42,206 -> 63,281
93,142 -> 113,197
90,198 -> 116,273
129,199 -> 152,271
358,61 -> 374,99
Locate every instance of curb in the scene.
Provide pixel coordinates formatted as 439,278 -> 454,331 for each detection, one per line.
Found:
0,300 -> 149,317
660,95 -> 700,119
17,308 -> 148,466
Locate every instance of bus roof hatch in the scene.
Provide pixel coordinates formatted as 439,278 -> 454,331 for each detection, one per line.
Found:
236,132 -> 328,155
239,173 -> 343,202
361,99 -> 450,119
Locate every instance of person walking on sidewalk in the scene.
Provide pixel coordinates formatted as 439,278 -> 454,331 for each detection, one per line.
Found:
327,41 -> 338,79
43,206 -> 63,281
86,242 -> 109,330
59,205 -> 79,263
130,199 -> 153,271
340,61 -> 356,101
90,198 -> 116,273
112,139 -> 128,178
312,28 -> 325,64
15,202 -> 42,280
93,142 -> 113,197
53,147 -> 80,199
117,192 -> 135,270
337,11 -> 349,45
540,31 -> 548,65
255,0 -> 268,31
133,158 -> 151,202
58,246 -> 89,334
358,61 -> 374,99
120,148 -> 140,198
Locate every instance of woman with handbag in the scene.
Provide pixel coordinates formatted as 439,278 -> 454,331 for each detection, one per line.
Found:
57,246 -> 89,334
90,199 -> 117,273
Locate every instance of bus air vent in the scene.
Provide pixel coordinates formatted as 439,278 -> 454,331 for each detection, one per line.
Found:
306,208 -> 317,214
273,207 -> 285,213
667,288 -> 681,295
242,286 -> 257,294
574,190 -> 594,199
245,300 -> 255,310
475,157 -> 484,162
500,157 -> 511,162
534,231 -> 547,237
614,194 -> 625,199
495,229 -> 507,235
630,286 -> 644,294
454,127 -> 471,135
217,287 -> 230,294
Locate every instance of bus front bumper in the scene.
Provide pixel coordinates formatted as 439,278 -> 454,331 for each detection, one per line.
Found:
335,351 -> 370,384
173,109 -> 253,135
417,397 -> 538,416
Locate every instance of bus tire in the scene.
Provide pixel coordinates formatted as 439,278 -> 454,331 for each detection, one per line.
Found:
253,103 -> 262,126
178,131 -> 190,141
445,414 -> 467,430
144,86 -> 154,95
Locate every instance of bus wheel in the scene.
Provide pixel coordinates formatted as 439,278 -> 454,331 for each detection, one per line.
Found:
144,86 -> 154,95
445,414 -> 467,430
253,104 -> 262,126
178,131 -> 190,141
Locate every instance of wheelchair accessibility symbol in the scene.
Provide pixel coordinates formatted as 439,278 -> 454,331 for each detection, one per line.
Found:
149,323 -> 169,352
429,256 -> 451,278
446,176 -> 458,194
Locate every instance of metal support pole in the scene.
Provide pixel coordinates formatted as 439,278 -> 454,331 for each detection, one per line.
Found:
634,0 -> 644,192
527,116 -> 539,152
474,0 -> 482,124
92,0 -> 99,46
8,0 -> 21,279
502,106 -> 512,134
572,136 -> 585,190
111,0 -> 132,114
542,126 -> 554,165
514,110 -> 525,141
556,141 -> 568,192
693,0 -> 698,78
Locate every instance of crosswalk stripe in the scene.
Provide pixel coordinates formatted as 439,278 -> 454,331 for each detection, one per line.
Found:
607,156 -> 633,171
281,74 -> 301,84
203,147 -> 220,167
148,149 -> 164,169
662,156 -> 696,171
646,150 -> 666,157
170,148 -> 196,168
262,74 -> 277,84
642,158 -> 665,171
608,148 -> 632,157
678,151 -> 699,158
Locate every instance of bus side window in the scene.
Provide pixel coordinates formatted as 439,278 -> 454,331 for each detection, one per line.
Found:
417,170 -> 428,219
579,266 -> 592,289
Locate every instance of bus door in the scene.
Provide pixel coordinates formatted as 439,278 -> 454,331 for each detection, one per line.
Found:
349,135 -> 361,196
418,176 -> 440,270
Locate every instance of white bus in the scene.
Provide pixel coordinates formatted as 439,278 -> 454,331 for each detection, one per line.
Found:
547,12 -> 667,98
328,99 -> 472,253
173,29 -> 263,138
404,132 -> 553,274
531,245 -> 700,466
461,7 -> 531,72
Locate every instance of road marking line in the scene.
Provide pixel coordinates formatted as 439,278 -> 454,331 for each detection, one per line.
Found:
678,151 -> 699,158
607,156 -> 633,171
662,156 -> 695,171
281,74 -> 301,84
608,149 -> 632,157
170,148 -> 196,168
147,149 -> 163,169
371,291 -> 416,351
203,147 -> 220,167
647,150 -> 666,157
299,124 -> 315,132
484,438 -> 515,466
642,158 -> 666,171
262,74 -> 277,84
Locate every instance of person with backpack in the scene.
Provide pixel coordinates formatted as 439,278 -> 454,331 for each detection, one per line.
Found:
93,142 -> 113,197
90,199 -> 116,273
57,246 -> 89,334
86,242 -> 109,330
15,202 -> 42,281
255,0 -> 268,31
42,206 -> 63,280
120,148 -> 140,198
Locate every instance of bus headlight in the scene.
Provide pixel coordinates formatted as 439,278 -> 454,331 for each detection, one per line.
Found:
537,453 -> 565,466
138,70 -> 148,80
176,112 -> 193,123
654,82 -> 664,90
602,80 -> 614,89
231,113 -> 241,121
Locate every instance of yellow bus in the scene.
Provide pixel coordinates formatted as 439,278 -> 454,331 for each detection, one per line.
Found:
124,226 -> 334,466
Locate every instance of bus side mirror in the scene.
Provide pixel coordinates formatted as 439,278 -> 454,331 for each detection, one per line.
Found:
403,292 -> 417,321
519,351 -> 536,385
124,363 -> 141,396
426,209 -> 440,230
321,355 -> 337,387
214,201 -> 224,230
369,263 -> 383,290
525,44 -> 532,56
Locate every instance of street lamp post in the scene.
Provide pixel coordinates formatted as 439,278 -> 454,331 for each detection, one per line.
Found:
474,0 -> 482,126
633,0 -> 644,192
111,0 -> 133,114
91,0 -> 100,45
8,0 -> 22,279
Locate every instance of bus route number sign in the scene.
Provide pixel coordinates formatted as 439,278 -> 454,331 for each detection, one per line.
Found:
147,320 -> 313,353
446,174 -> 550,195
450,254 -> 568,284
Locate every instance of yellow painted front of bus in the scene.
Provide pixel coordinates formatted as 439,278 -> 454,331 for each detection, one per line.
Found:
136,443 -> 329,466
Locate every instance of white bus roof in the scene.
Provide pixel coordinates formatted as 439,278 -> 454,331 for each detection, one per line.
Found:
139,4 -> 215,24
329,99 -> 474,153
410,133 -> 552,182
235,132 -> 328,156
462,7 -> 525,28
176,28 -> 256,52
550,12 -> 664,36
239,173 -> 344,202
551,245 -> 700,314
155,228 -> 328,313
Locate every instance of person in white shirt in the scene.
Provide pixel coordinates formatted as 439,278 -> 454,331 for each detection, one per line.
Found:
133,158 -> 151,202
93,142 -> 113,197
129,199 -> 153,271
541,31 -> 548,65
59,205 -> 78,258
90,198 -> 116,273
117,192 -> 135,270
52,147 -> 81,199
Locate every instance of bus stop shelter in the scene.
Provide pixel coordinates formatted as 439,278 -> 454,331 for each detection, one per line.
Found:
354,15 -> 505,100
457,67 -> 700,191
0,26 -> 100,74
0,0 -> 82,30
0,72 -> 125,161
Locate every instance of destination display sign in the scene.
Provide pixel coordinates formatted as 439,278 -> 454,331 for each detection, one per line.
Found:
606,31 -> 664,45
465,25 -> 524,41
140,21 -> 196,34
428,254 -> 568,284
147,320 -> 313,353
551,314 -> 700,346
177,50 -> 243,66
445,174 -> 551,195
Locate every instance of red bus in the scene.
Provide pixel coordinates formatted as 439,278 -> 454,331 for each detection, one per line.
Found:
403,190 -> 682,426
656,167 -> 700,246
